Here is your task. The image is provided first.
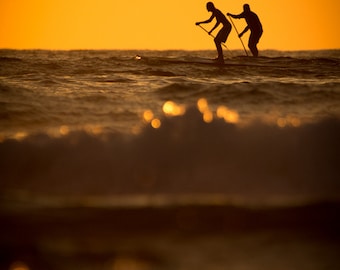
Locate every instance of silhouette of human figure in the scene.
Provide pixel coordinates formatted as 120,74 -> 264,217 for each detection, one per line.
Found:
196,2 -> 231,64
228,4 -> 263,57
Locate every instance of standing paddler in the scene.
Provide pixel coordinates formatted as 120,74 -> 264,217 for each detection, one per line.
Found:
196,2 -> 232,64
228,4 -> 263,57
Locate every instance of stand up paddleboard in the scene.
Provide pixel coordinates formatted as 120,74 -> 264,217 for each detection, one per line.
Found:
135,55 -> 282,68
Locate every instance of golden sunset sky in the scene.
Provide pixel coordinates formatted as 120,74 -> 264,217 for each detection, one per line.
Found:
0,0 -> 339,50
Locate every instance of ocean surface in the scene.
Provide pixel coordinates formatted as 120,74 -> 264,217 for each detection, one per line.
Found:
1,49 -> 340,269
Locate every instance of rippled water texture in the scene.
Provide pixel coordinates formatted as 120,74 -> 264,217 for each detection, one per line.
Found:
1,49 -> 339,138
1,50 -> 339,270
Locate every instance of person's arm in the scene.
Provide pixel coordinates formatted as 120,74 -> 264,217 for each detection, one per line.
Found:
227,12 -> 244,19
208,20 -> 220,35
238,26 -> 250,37
196,14 -> 214,25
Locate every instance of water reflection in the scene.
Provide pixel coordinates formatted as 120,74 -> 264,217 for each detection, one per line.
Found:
139,99 -> 306,131
216,105 -> 239,124
197,98 -> 214,123
162,101 -> 185,116
143,110 -> 154,123
151,118 -> 161,129
5,98 -> 306,141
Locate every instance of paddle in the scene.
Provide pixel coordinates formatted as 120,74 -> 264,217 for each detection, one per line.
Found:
228,16 -> 249,56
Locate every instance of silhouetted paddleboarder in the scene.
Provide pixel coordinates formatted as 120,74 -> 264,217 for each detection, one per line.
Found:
228,4 -> 263,57
196,2 -> 232,64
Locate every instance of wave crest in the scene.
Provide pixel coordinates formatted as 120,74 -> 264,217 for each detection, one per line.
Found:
1,108 -> 339,201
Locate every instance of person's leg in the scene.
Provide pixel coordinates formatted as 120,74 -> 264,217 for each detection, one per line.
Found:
214,39 -> 224,63
214,26 -> 230,63
249,31 -> 262,57
248,34 -> 257,57
248,42 -> 258,57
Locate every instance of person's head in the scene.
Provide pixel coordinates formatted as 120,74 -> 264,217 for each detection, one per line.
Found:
206,2 -> 215,12
243,4 -> 251,12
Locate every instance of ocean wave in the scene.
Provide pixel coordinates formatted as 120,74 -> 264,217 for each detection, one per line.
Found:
0,82 -> 13,93
0,56 -> 23,63
156,80 -> 340,105
1,108 -> 339,202
93,76 -> 135,83
157,82 -> 205,95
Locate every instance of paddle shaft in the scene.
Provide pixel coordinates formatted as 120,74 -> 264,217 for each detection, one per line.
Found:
197,24 -> 229,51
228,16 -> 249,56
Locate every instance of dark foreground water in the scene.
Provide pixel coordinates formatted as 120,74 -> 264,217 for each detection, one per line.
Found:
1,49 -> 340,269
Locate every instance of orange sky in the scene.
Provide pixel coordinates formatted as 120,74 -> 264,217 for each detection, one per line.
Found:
0,0 -> 339,50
